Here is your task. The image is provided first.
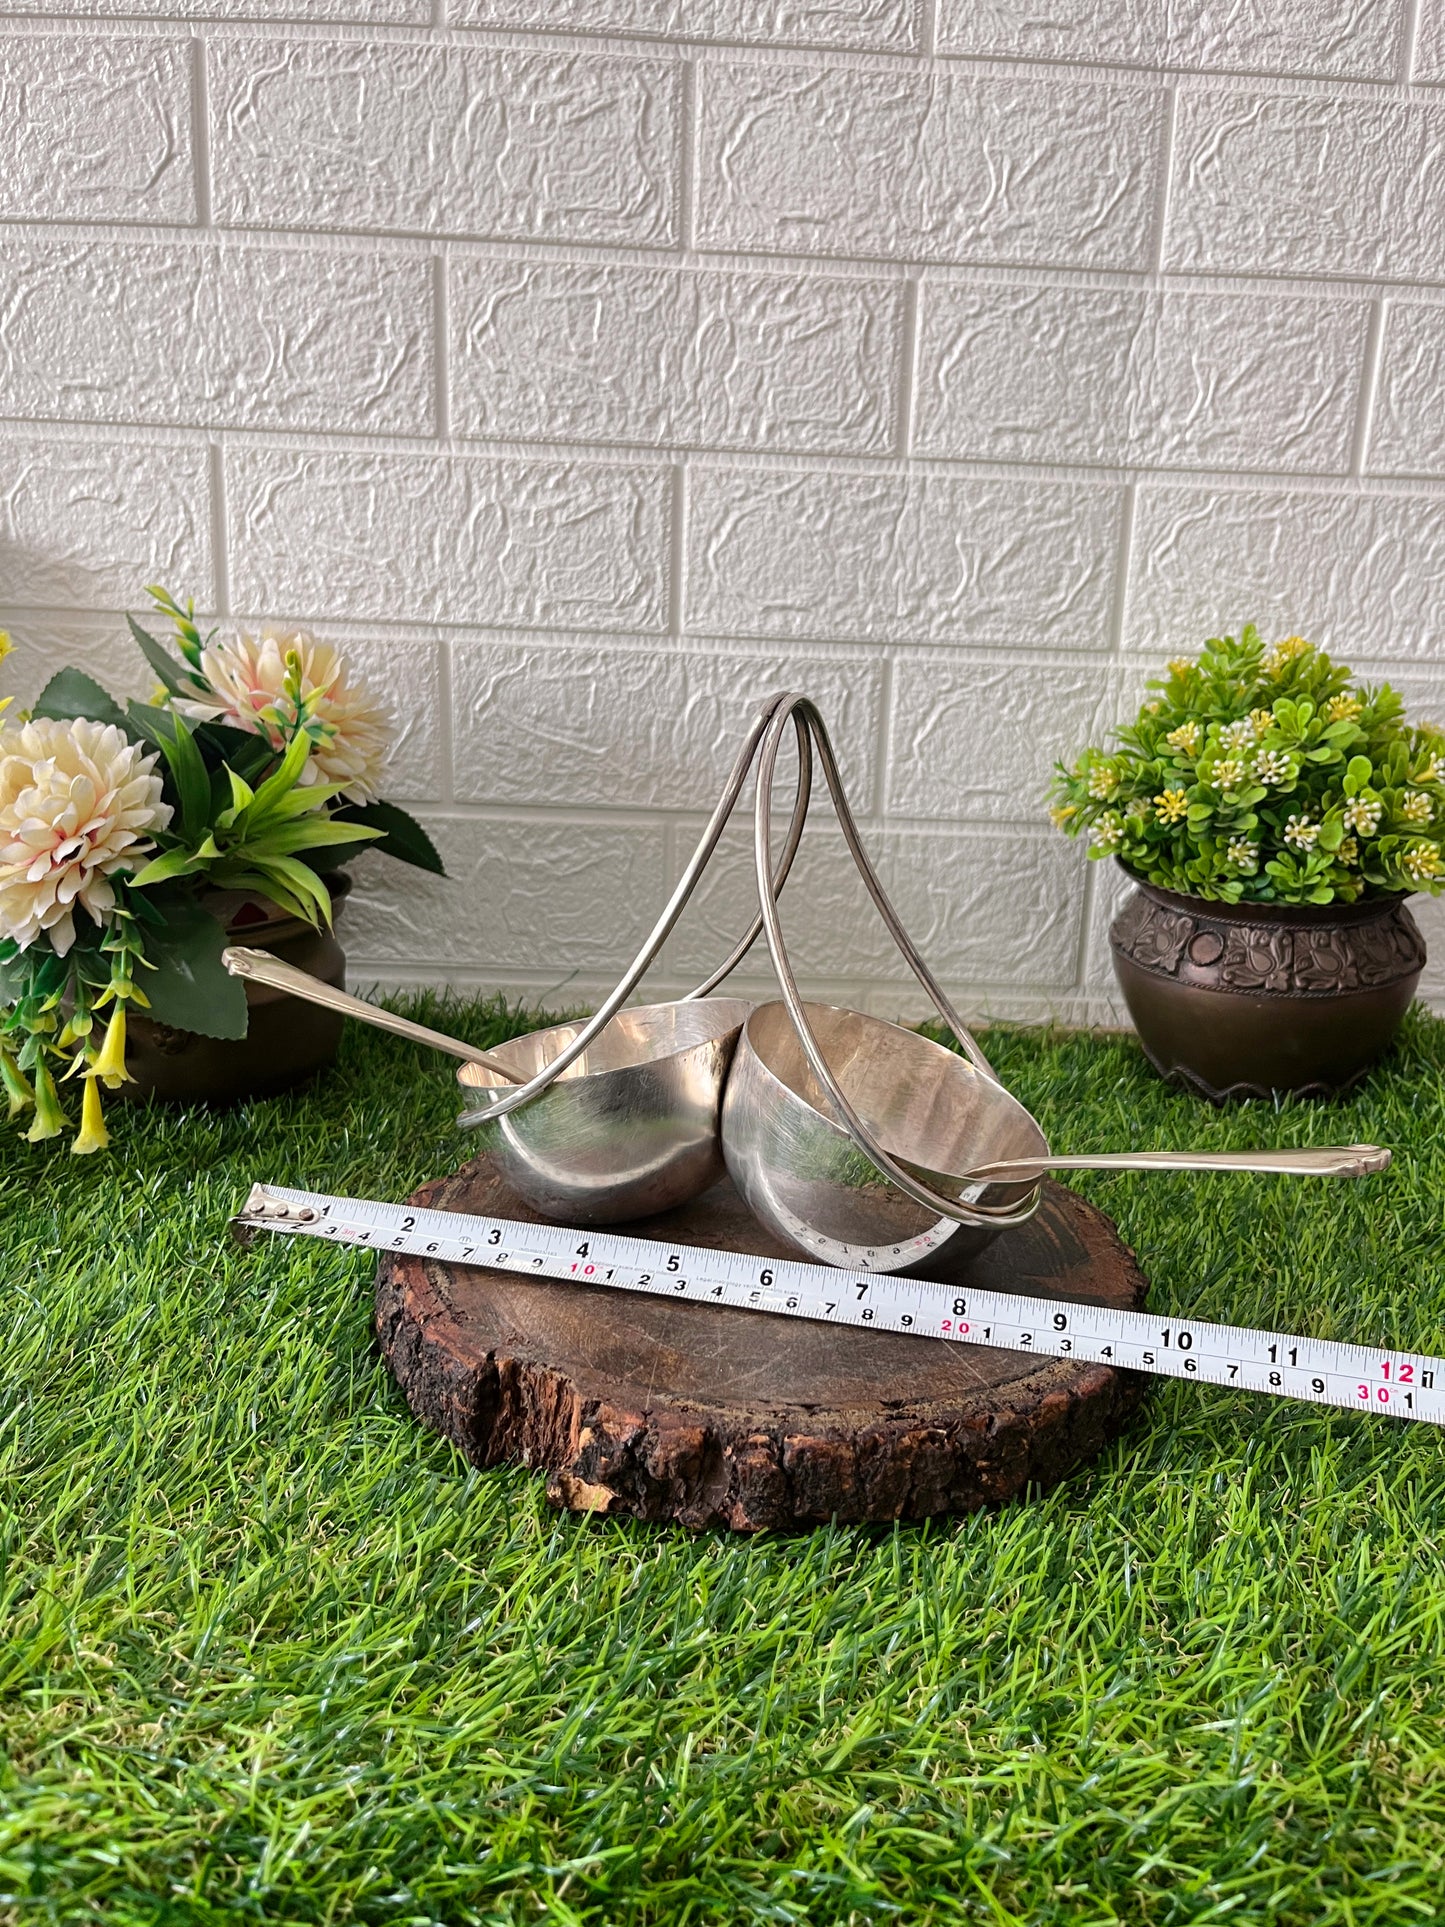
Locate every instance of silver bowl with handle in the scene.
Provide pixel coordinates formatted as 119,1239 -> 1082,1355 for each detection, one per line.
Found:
226,693 -> 814,1225
718,695 -> 1390,1274
229,688 -> 1390,1250
722,999 -> 1047,1273
457,997 -> 753,1223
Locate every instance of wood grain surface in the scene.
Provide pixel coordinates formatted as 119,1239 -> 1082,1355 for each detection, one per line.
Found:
375,1157 -> 1150,1531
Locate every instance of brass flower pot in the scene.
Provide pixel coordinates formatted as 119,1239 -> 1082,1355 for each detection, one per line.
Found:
1109,868 -> 1425,1102
126,874 -> 352,1105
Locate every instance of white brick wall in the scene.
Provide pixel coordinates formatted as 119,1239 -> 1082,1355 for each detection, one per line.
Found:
4,6 -> 1445,1025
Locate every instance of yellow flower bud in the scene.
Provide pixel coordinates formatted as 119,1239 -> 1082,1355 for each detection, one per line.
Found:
57,1012 -> 92,1052
0,1044 -> 33,1120
92,1006 -> 131,1089
25,1063 -> 68,1143
71,1072 -> 110,1156
72,1079 -> 110,1148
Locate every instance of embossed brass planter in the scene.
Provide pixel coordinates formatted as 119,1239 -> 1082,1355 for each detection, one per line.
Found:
1110,867 -> 1426,1101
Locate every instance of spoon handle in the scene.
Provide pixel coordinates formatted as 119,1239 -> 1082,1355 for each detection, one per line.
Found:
222,947 -> 524,1082
968,1144 -> 1391,1181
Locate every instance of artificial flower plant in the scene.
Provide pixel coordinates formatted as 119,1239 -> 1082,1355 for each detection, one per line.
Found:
0,591 -> 442,1154
1050,626 -> 1445,906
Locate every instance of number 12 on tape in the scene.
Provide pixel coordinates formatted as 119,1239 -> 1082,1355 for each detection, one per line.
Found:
234,1184 -> 1445,1427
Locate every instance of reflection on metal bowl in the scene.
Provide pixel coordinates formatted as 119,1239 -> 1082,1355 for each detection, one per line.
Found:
456,998 -> 753,1224
721,1001 -> 1047,1275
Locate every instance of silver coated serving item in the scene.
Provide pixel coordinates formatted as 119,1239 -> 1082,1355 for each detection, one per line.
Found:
224,692 -> 815,1223
223,949 -> 756,1221
718,693 -> 1390,1274
221,949 -> 527,1081
227,687 -> 1390,1261
453,998 -> 754,1223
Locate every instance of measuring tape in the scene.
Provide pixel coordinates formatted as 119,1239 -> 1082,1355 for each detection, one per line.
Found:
234,1183 -> 1445,1428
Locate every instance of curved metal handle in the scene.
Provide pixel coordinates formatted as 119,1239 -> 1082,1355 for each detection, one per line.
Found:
751,695 -> 1039,1232
679,699 -> 813,1002
458,690 -> 814,1127
222,947 -> 525,1080
966,1144 -> 1393,1182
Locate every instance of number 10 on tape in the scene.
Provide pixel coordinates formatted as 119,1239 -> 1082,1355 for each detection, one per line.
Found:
234,1184 -> 1445,1427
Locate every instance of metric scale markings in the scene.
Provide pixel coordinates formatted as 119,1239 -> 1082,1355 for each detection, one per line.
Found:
234,1184 -> 1445,1427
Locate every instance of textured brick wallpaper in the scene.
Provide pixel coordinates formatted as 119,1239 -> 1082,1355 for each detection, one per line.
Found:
3,4 -> 1444,1020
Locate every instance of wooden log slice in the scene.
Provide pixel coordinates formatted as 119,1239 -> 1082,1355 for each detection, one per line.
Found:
374,1157 -> 1150,1532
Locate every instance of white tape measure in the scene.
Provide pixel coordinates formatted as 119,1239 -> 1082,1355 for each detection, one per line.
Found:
235,1183 -> 1445,1427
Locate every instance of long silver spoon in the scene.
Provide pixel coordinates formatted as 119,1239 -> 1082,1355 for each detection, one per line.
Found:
225,950 -> 1389,1183
222,947 -> 525,1081
962,1144 -> 1390,1182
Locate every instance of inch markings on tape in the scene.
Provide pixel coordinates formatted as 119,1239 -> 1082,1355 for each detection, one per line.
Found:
234,1184 -> 1445,1427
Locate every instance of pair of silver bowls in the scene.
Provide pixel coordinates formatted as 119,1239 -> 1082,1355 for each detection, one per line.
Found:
458,996 -> 1046,1273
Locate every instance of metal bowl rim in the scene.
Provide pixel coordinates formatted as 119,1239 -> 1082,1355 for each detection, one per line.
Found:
735,998 -> 1049,1184
455,995 -> 754,1094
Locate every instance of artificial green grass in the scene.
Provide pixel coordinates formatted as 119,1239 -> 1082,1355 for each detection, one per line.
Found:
4,997 -> 1445,1926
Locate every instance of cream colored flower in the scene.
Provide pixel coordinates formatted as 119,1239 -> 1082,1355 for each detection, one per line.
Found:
1219,719 -> 1256,753
1402,790 -> 1434,827
1086,763 -> 1117,800
1166,722 -> 1201,756
176,627 -> 391,804
1211,758 -> 1246,790
1091,811 -> 1125,852
0,717 -> 170,956
1226,836 -> 1258,871
1253,748 -> 1292,786
1343,795 -> 1382,836
1402,843 -> 1443,884
1263,636 -> 1314,676
1284,813 -> 1319,851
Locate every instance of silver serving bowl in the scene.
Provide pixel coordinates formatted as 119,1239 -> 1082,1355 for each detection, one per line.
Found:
721,1001 -> 1049,1274
456,998 -> 753,1225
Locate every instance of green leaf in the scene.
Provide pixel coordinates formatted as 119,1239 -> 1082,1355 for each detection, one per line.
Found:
126,703 -> 211,842
129,846 -> 206,890
127,615 -> 195,698
32,668 -> 128,730
0,945 -> 29,1005
1345,755 -> 1374,796
259,819 -> 382,859
265,783 -> 349,823
335,800 -> 446,875
195,721 -> 277,784
126,887 -> 167,927
139,892 -> 248,1040
245,728 -> 314,825
210,858 -> 325,927
226,767 -> 256,816
257,856 -> 333,924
